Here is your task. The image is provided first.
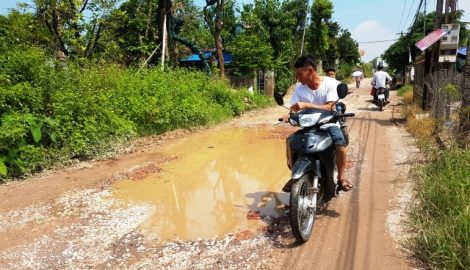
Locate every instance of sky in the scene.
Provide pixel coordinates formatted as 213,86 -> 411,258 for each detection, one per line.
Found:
1,0 -> 469,62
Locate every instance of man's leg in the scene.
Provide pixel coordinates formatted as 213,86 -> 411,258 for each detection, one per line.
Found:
335,145 -> 347,181
282,135 -> 294,192
327,126 -> 353,191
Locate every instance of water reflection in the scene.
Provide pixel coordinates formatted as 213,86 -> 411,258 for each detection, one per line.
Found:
112,127 -> 291,241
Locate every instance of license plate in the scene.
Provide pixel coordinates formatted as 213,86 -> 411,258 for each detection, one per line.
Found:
378,94 -> 385,99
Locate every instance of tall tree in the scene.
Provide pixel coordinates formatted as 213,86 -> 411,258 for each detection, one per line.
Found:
307,0 -> 333,62
34,0 -> 118,58
0,10 -> 51,51
101,0 -> 160,65
323,21 -> 340,67
204,0 -> 226,76
337,29 -> 359,64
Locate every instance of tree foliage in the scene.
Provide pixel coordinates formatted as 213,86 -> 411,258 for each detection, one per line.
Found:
307,0 -> 333,61
34,0 -> 119,58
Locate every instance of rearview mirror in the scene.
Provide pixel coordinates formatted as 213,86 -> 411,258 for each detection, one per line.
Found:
274,92 -> 284,106
337,83 -> 349,99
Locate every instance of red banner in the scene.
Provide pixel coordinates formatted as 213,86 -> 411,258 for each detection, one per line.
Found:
415,29 -> 447,51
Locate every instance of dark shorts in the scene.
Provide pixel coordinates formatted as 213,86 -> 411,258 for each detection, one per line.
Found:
326,126 -> 347,146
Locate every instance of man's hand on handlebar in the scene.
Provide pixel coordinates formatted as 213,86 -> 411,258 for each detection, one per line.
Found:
281,114 -> 289,123
290,102 -> 308,112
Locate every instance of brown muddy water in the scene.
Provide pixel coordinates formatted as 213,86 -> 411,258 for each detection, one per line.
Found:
112,127 -> 291,241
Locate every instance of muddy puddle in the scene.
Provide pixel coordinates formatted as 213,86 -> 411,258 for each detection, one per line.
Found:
112,127 -> 291,241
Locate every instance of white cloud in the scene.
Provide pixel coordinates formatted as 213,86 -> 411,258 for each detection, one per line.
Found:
352,20 -> 396,62
459,1 -> 470,23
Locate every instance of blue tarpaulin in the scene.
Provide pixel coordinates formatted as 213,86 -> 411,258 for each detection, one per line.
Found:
180,50 -> 233,64
457,47 -> 467,56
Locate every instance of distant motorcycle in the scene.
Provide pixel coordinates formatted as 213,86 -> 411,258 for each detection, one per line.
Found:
274,83 -> 354,243
375,87 -> 386,111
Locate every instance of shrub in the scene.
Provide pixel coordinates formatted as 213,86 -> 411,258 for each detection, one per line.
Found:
0,59 -> 271,179
336,63 -> 355,81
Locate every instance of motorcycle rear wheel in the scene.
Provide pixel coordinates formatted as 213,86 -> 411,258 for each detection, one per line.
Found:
290,173 -> 320,243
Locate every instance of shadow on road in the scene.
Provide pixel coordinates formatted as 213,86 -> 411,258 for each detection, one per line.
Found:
245,191 -> 342,249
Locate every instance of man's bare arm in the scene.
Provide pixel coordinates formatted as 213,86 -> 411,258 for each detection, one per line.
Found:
290,101 -> 335,112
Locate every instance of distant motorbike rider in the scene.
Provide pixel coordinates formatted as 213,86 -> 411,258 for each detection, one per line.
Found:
371,64 -> 392,102
283,55 -> 353,193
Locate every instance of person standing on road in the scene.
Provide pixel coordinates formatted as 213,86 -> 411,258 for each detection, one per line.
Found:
326,67 -> 336,78
371,64 -> 392,102
354,72 -> 363,89
283,55 -> 353,192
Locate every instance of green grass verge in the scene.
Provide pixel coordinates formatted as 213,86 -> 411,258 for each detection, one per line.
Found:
397,84 -> 413,96
410,149 -> 470,269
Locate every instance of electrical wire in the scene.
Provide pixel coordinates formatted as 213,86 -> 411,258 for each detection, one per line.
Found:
357,39 -> 398,44
401,0 -> 417,32
397,0 -> 408,32
409,0 -> 425,30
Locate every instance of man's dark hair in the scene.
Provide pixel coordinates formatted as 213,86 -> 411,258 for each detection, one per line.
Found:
377,62 -> 384,70
294,55 -> 317,71
326,67 -> 336,73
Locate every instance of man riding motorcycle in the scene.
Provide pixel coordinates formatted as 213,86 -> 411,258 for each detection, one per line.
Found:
283,55 -> 353,193
371,64 -> 392,102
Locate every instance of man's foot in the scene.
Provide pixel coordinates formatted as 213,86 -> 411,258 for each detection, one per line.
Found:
337,179 -> 354,192
282,179 -> 294,192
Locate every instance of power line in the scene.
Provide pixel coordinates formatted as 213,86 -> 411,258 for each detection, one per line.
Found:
357,39 -> 398,44
401,0 -> 416,32
397,0 -> 408,32
409,0 -> 425,30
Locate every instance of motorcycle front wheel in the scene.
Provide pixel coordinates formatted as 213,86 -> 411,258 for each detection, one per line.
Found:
290,173 -> 319,243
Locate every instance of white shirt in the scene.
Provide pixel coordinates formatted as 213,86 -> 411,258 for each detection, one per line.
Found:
290,76 -> 340,128
291,76 -> 340,106
372,71 -> 392,88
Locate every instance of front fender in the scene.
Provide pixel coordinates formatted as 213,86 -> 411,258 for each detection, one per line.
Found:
291,157 -> 321,180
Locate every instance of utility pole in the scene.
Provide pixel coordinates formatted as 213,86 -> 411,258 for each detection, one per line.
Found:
423,0 -> 427,35
460,40 -> 470,144
430,0 -> 444,73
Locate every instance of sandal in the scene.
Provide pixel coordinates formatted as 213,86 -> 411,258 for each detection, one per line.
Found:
282,179 -> 294,192
337,179 -> 354,193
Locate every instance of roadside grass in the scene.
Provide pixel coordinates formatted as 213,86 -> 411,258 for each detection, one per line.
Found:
397,85 -> 470,269
398,86 -> 435,146
397,84 -> 413,97
409,148 -> 470,270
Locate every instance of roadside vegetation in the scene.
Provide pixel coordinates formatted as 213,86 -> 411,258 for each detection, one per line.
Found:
0,47 -> 271,180
0,0 -> 365,180
398,86 -> 470,269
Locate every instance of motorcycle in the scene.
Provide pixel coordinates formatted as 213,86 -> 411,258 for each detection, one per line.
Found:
274,83 -> 354,243
374,87 -> 386,111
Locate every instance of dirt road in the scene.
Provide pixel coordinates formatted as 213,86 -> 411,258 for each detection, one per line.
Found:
274,79 -> 416,270
0,79 -> 416,270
